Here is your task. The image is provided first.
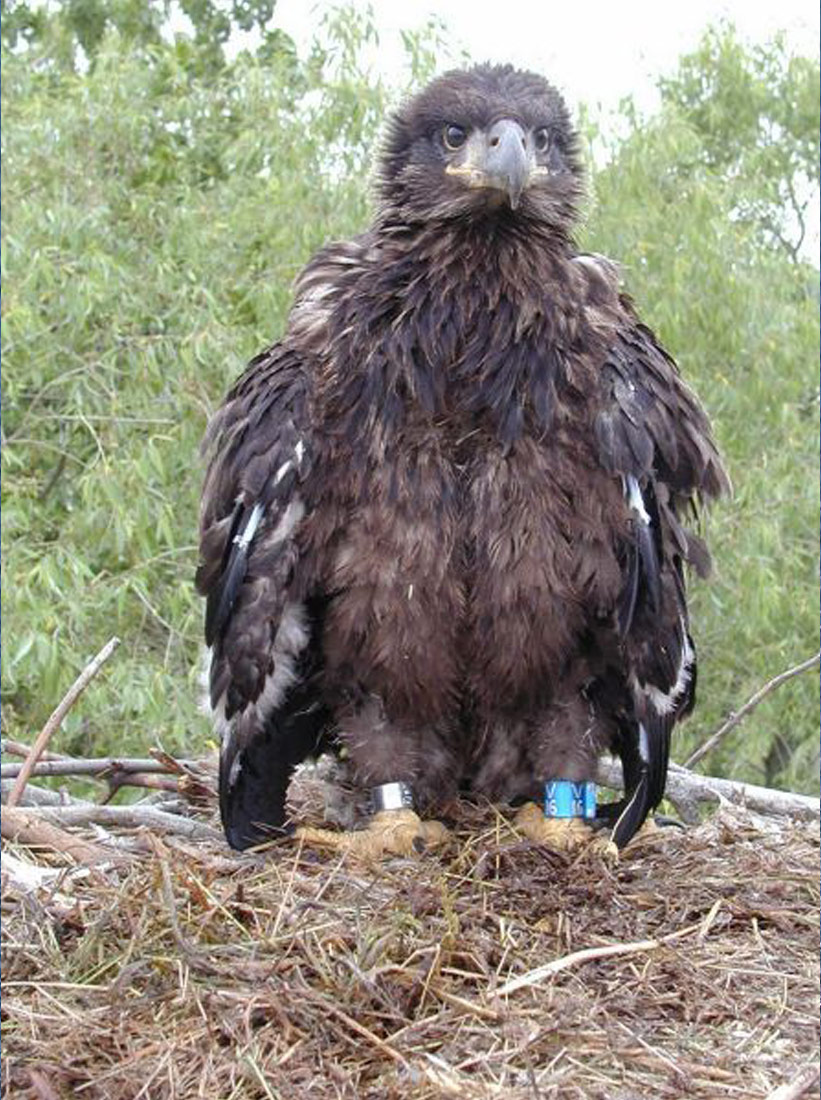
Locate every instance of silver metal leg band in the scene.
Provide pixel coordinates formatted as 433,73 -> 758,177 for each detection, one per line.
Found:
371,781 -> 414,813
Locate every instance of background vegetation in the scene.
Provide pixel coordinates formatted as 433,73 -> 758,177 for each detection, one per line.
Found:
2,3 -> 818,794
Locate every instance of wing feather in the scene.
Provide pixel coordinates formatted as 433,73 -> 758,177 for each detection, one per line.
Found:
197,236 -> 371,849
577,254 -> 729,846
197,341 -> 326,848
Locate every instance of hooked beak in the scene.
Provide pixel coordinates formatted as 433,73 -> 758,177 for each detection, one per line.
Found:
446,119 -> 538,210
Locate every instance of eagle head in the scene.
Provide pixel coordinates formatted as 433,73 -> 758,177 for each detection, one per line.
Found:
378,64 -> 584,231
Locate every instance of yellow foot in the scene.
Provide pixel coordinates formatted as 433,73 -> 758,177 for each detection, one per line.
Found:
295,809 -> 449,862
514,803 -> 618,861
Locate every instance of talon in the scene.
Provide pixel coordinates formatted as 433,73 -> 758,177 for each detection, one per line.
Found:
514,802 -> 618,861
295,809 -> 449,862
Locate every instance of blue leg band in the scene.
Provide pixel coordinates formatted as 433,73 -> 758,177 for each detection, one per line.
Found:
544,780 -> 597,819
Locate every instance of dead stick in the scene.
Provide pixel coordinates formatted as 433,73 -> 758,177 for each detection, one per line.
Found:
314,997 -> 408,1066
496,917 -> 710,996
1,779 -> 92,808
6,637 -> 121,808
148,834 -> 224,975
1,757 -> 200,780
14,804 -> 221,842
766,1063 -> 821,1100
595,758 -> 819,822
27,1069 -> 63,1100
684,652 -> 820,769
1,805 -> 129,866
100,774 -> 181,804
1,739 -> 71,761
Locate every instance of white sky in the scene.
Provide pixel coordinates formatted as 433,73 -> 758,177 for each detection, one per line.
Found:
275,0 -> 819,119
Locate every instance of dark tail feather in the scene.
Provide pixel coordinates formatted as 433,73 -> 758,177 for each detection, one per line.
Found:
607,723 -> 651,849
606,716 -> 670,849
219,723 -> 292,850
643,710 -> 672,809
220,695 -> 332,851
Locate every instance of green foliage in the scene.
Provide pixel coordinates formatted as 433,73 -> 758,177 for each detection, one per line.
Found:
1,0 -> 289,74
659,23 -> 820,261
1,6 -> 407,759
2,10 -> 817,794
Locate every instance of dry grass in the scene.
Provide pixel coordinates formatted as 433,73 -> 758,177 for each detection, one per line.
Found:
2,780 -> 819,1100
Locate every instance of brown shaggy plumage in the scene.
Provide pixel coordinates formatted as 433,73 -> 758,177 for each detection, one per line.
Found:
196,64 -> 729,850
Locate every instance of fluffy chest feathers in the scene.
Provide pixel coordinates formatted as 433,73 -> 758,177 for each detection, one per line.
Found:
313,227 -> 607,462
295,234 -> 627,717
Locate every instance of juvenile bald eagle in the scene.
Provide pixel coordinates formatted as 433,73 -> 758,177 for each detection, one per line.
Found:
197,64 -> 728,855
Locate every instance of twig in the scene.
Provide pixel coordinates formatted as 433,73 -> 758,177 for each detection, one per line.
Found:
6,637 -> 121,808
27,1068 -> 63,1100
1,739 -> 71,761
595,758 -> 819,822
1,780 -> 92,808
1,757 -> 200,780
495,916 -> 711,996
31,413 -> 177,425
432,986 -> 502,1022
1,752 -> 214,808
312,995 -> 408,1066
766,1062 -> 821,1100
150,834 -> 222,974
684,652 -> 820,769
150,749 -> 214,804
38,452 -> 68,503
1,806 -> 129,866
100,774 -> 182,804
9,804 -> 222,842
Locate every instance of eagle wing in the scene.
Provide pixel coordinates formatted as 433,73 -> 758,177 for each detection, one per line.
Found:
197,238 -> 373,849
196,339 -> 326,848
580,256 -> 730,843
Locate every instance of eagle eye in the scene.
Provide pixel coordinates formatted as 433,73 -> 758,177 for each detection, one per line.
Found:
443,123 -> 468,150
534,127 -> 550,153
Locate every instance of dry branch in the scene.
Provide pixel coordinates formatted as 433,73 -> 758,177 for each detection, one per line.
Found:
0,780 -> 91,808
150,748 -> 214,804
1,739 -> 71,761
595,758 -> 819,822
684,651 -> 821,769
495,914 -> 716,996
1,806 -> 128,866
1,751 -> 213,813
6,636 -> 120,808
766,1063 -> 821,1100
100,773 -> 182,803
1,756 -> 204,780
11,804 -> 222,842
1,756 -> 205,783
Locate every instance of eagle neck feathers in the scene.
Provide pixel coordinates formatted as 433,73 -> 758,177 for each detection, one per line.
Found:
313,219 -> 601,455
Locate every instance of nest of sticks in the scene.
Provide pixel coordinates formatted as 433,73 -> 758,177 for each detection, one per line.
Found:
2,746 -> 819,1100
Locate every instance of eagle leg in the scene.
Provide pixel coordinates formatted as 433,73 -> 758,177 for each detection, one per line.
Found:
295,809 -> 449,862
513,802 -> 618,861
